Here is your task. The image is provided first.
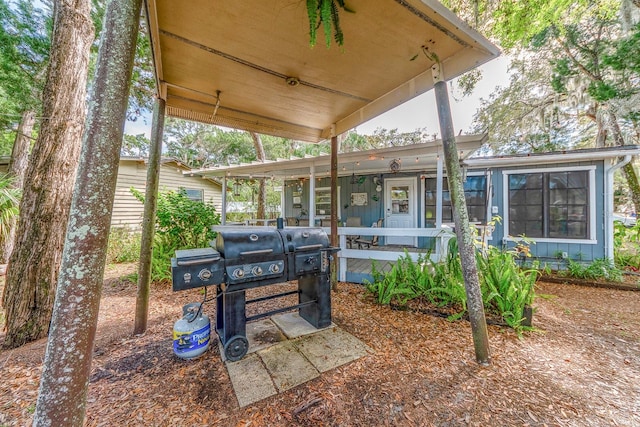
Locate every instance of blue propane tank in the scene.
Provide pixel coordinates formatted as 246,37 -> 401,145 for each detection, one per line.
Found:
173,302 -> 211,360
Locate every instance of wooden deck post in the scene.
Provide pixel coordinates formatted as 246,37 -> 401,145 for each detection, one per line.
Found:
330,132 -> 339,290
134,97 -> 165,335
432,62 -> 491,365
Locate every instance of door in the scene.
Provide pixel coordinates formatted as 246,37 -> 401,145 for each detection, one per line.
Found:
384,177 -> 417,246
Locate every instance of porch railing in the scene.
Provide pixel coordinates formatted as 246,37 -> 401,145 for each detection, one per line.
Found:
322,226 -> 455,282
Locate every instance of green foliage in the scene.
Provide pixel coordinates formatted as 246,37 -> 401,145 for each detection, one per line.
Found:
306,0 -> 354,48
365,258 -> 420,305
131,188 -> 220,281
565,258 -> 623,282
476,246 -> 538,331
121,133 -> 150,157
365,239 -> 538,334
613,220 -> 640,271
0,173 -> 20,243
0,0 -> 50,131
106,227 -> 141,264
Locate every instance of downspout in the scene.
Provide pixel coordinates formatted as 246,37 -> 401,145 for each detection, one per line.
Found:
605,155 -> 631,260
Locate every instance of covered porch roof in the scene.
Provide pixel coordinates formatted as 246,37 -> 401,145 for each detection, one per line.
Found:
144,0 -> 500,142
188,134 -> 487,180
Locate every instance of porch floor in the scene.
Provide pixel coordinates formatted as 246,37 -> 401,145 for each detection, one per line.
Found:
344,245 -> 426,277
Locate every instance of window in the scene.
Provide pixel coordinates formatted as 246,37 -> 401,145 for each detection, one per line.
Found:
508,170 -> 589,239
314,187 -> 340,217
424,175 -> 487,225
184,188 -> 203,202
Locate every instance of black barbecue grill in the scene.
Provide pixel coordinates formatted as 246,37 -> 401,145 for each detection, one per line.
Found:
171,223 -> 338,361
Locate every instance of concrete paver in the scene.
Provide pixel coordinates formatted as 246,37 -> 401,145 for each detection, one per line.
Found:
224,313 -> 372,407
225,353 -> 276,407
258,341 -> 319,392
271,312 -> 334,339
294,327 -> 372,372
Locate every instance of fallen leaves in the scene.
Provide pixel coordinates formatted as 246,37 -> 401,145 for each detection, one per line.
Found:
0,271 -> 639,426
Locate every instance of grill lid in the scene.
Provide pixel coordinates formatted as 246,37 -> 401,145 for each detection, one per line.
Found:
277,227 -> 329,253
215,227 -> 285,259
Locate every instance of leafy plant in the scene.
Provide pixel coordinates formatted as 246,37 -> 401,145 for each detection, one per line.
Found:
0,173 -> 21,243
613,220 -> 640,272
106,227 -> 141,264
131,188 -> 220,281
476,246 -> 538,333
565,258 -> 623,282
365,238 -> 538,334
306,0 -> 354,48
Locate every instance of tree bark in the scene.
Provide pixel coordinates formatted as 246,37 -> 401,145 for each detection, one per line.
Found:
134,98 -> 165,335
33,0 -> 142,424
433,68 -> 490,365
607,110 -> 640,214
1,110 -> 35,263
2,0 -> 94,349
250,132 -> 266,219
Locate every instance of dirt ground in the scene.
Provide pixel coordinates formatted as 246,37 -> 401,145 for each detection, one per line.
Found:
1,263 -> 639,426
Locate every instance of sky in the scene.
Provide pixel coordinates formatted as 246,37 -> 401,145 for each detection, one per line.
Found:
124,56 -> 512,139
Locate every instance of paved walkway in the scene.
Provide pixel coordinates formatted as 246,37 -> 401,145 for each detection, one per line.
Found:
222,313 -> 372,407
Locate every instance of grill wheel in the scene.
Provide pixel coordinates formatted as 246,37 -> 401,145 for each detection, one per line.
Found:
224,335 -> 249,362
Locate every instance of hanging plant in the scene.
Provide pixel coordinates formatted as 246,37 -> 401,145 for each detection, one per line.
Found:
307,0 -> 354,48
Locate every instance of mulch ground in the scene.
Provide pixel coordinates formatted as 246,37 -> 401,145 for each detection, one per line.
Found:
1,263 -> 639,426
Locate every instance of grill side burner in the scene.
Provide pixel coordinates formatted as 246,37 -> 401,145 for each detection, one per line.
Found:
171,225 -> 339,361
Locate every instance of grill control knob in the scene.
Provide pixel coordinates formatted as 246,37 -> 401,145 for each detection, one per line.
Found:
251,266 -> 263,276
198,269 -> 212,281
233,268 -> 244,278
269,264 -> 280,273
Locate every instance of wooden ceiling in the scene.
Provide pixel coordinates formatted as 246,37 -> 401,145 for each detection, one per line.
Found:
144,0 -> 499,142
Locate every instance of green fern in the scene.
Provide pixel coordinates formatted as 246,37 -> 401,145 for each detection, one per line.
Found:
306,0 -> 354,48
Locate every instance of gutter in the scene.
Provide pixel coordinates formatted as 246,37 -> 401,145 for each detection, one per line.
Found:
605,155 -> 632,260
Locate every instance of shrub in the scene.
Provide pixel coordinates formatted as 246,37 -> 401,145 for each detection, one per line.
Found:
476,246 -> 538,332
131,188 -> 221,281
106,227 -> 141,264
565,257 -> 623,282
365,238 -> 537,334
613,221 -> 640,272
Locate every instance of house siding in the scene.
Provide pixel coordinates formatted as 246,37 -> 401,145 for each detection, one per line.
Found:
111,159 -> 222,230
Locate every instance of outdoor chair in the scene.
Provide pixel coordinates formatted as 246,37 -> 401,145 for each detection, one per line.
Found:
355,218 -> 384,249
298,219 -> 309,226
285,217 -> 298,226
345,217 -> 361,248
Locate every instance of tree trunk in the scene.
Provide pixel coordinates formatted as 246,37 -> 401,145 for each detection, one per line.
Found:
250,132 -> 266,219
134,98 -> 165,335
1,0 -> 94,349
1,110 -> 35,263
33,0 -> 142,424
608,110 -> 640,214
433,69 -> 490,365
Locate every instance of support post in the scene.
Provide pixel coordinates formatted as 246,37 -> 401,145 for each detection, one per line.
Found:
435,153 -> 444,258
330,133 -> 339,290
309,164 -> 316,225
134,97 -> 165,335
432,62 -> 490,365
221,176 -> 227,225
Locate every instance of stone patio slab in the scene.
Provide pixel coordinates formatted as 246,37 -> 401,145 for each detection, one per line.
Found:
294,327 -> 372,372
258,340 -> 319,392
271,312 -> 334,339
225,353 -> 276,407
